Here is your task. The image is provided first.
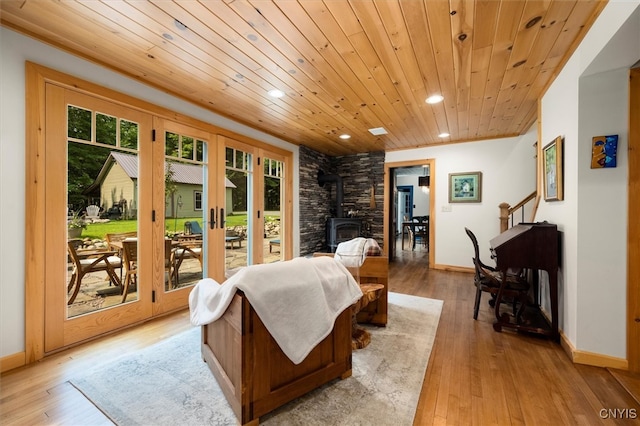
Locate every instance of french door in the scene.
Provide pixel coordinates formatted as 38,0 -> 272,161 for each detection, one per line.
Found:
29,63 -> 291,358
43,87 -> 221,351
221,137 -> 289,276
153,118 -> 223,314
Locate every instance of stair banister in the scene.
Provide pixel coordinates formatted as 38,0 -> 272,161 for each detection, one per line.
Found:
499,191 -> 537,233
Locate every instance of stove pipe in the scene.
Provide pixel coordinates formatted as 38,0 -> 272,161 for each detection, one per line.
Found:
318,170 -> 344,218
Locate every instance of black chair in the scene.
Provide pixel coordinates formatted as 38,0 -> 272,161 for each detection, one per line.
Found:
465,227 -> 530,321
413,217 -> 429,248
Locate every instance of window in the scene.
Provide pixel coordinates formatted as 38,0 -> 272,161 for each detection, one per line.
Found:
194,190 -> 203,210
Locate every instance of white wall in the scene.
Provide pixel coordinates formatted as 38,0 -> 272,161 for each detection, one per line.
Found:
538,0 -> 639,359
396,175 -> 431,217
578,69 -> 629,358
386,126 -> 537,268
0,27 -> 300,358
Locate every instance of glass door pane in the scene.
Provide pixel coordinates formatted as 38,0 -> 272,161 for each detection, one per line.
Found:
225,146 -> 252,276
66,105 -> 141,317
263,156 -> 283,263
163,131 -> 207,290
152,119 -> 215,316
45,86 -> 152,353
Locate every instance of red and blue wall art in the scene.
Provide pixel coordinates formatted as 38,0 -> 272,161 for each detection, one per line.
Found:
591,135 -> 618,169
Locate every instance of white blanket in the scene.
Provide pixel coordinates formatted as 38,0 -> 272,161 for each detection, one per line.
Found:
334,237 -> 367,267
189,256 -> 362,364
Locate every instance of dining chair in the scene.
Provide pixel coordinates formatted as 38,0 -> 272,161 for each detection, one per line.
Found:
464,227 -> 529,320
67,239 -> 122,305
413,217 -> 428,248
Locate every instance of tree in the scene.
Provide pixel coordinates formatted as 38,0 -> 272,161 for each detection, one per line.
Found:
165,161 -> 178,218
67,142 -> 110,210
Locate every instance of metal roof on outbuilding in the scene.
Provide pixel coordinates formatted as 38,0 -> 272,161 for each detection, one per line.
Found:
89,151 -> 236,189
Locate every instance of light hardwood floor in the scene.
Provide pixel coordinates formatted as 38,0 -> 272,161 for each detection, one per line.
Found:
1,248 -> 639,425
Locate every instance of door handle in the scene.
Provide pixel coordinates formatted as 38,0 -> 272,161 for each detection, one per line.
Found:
210,208 -> 216,229
220,208 -> 225,228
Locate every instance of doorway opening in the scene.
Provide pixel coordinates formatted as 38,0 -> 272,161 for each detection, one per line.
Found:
384,159 -> 434,265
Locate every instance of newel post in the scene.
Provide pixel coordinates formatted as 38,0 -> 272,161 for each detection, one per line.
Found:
499,202 -> 510,233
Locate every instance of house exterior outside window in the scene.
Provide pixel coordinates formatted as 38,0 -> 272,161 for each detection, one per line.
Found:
194,191 -> 202,211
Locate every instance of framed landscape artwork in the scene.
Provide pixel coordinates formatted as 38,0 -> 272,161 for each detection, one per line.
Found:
448,171 -> 482,203
543,136 -> 564,201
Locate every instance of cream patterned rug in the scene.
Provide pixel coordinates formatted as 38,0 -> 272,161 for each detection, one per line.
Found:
70,292 -> 443,425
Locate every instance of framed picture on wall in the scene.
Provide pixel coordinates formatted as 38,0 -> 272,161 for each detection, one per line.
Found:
543,136 -> 564,201
448,171 -> 482,203
591,134 -> 618,168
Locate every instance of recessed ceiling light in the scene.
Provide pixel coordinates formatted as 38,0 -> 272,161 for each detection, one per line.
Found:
339,134 -> 351,140
368,127 -> 388,136
426,94 -> 444,104
439,132 -> 450,138
268,89 -> 285,98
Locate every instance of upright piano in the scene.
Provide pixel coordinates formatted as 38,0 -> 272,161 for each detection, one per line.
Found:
489,222 -> 559,340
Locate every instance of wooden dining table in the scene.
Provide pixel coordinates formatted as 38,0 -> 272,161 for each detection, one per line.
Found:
107,238 -> 184,251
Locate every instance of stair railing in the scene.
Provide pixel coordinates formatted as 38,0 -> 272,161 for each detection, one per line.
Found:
499,191 -> 538,233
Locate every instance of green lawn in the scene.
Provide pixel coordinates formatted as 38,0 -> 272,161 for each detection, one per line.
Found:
81,213 -> 264,240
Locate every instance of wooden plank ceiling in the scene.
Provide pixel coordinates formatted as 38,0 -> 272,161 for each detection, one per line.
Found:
1,0 -> 606,155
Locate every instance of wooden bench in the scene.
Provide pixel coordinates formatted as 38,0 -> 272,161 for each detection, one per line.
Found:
201,291 -> 352,425
269,239 -> 280,253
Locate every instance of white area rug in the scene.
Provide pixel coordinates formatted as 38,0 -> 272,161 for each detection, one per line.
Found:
70,292 -> 443,426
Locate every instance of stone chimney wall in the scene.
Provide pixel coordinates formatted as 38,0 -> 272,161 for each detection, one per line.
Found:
299,146 -> 332,255
299,146 -> 384,256
334,151 -> 385,244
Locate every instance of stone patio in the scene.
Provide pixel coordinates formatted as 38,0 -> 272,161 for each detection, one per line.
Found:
67,238 -> 282,318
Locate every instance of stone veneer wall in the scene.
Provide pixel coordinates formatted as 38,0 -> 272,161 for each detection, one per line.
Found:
299,146 -> 385,256
334,151 -> 385,244
299,146 -> 333,255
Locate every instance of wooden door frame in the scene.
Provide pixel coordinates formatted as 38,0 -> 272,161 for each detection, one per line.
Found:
383,159 -> 435,266
628,67 -> 639,373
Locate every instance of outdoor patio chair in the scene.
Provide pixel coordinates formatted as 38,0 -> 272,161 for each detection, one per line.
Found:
105,231 -> 137,249
85,205 -> 101,221
184,221 -> 203,235
67,239 -> 122,305
105,231 -> 137,282
173,236 -> 202,287
120,239 -> 138,303
120,239 -> 177,301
